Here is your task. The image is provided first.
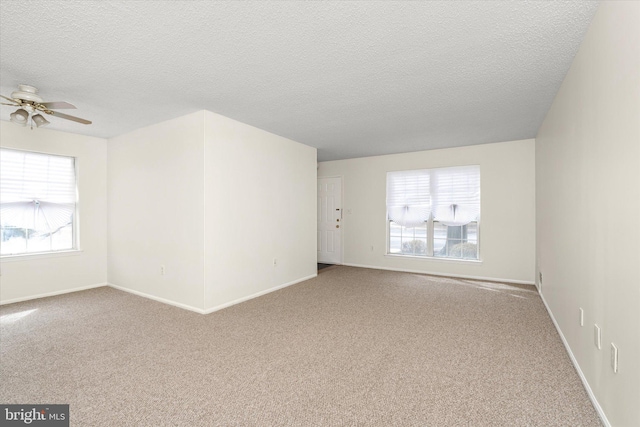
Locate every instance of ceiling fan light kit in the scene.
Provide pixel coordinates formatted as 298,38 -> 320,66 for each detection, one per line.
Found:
32,114 -> 50,128
9,108 -> 29,126
1,84 -> 91,129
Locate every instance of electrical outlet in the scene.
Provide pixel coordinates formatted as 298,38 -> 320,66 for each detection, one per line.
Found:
160,265 -> 165,276
594,324 -> 601,350
611,343 -> 618,373
579,308 -> 584,327
539,272 -> 543,283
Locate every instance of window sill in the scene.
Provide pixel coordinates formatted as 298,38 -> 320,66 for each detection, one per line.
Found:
0,249 -> 84,263
385,253 -> 482,264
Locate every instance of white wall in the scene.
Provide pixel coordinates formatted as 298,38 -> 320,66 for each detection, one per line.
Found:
108,112 -> 206,311
0,122 -> 108,303
318,139 -> 536,284
108,110 -> 317,313
204,111 -> 317,311
536,2 -> 640,425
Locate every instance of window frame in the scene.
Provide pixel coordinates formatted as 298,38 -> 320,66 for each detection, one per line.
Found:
385,166 -> 481,262
0,148 -> 80,259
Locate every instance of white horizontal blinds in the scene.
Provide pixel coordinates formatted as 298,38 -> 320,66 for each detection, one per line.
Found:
431,165 -> 480,226
386,170 -> 430,227
0,149 -> 76,233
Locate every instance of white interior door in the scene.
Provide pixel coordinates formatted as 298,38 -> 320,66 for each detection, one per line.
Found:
318,177 -> 342,264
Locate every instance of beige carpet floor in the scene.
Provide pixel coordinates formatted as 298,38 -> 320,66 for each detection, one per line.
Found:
1,266 -> 601,426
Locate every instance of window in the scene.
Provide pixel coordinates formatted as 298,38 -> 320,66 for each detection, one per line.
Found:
1,149 -> 77,256
387,165 -> 480,260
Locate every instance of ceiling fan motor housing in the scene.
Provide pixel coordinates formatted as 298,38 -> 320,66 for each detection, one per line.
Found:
11,84 -> 43,103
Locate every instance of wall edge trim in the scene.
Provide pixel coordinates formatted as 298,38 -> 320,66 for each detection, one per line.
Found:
341,263 -> 535,285
203,273 -> 318,314
0,282 -> 108,305
539,291 -> 611,427
107,283 -> 206,314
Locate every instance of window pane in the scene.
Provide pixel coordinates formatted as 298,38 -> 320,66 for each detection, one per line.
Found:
27,232 -> 51,253
434,222 -> 447,239
51,225 -> 74,251
462,243 -> 478,259
436,240 -> 478,260
416,239 -> 427,255
467,222 -> 478,241
402,238 -> 426,255
390,222 -> 403,235
401,236 -> 411,254
1,228 -> 27,255
447,239 -> 462,257
389,236 -> 402,254
447,226 -> 463,239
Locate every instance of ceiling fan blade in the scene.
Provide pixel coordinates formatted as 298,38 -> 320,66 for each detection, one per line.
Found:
40,101 -> 76,109
1,103 -> 19,106
48,111 -> 92,125
0,94 -> 19,104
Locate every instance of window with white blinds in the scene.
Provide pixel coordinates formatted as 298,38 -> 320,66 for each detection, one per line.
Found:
386,165 -> 480,260
431,166 -> 481,226
0,148 -> 77,256
386,170 -> 431,228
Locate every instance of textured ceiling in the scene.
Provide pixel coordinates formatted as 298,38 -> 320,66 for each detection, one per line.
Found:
0,1 -> 599,161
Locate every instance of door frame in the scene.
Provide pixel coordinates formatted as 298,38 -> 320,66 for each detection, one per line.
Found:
317,175 -> 344,265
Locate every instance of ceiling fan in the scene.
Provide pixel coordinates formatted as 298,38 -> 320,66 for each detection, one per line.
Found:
1,84 -> 92,129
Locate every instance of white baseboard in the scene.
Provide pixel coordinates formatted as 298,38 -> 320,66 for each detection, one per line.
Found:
108,273 -> 318,316
341,262 -> 535,285
0,282 -> 108,305
203,273 -> 317,314
538,291 -> 610,427
107,283 -> 206,314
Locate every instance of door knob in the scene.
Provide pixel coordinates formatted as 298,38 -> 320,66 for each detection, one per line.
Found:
336,225 -> 339,228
